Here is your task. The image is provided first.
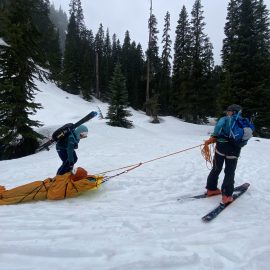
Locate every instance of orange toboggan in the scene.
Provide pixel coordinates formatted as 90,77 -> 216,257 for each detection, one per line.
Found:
0,167 -> 103,205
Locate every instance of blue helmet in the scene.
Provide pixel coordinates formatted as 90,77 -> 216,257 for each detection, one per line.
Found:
74,125 -> 88,140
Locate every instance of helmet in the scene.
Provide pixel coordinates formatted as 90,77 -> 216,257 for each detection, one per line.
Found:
74,125 -> 88,140
71,167 -> 88,181
226,104 -> 242,113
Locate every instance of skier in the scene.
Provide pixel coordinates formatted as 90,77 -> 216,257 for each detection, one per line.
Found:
204,104 -> 248,205
56,125 -> 88,175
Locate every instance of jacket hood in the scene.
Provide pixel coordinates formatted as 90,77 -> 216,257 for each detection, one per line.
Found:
74,125 -> 88,141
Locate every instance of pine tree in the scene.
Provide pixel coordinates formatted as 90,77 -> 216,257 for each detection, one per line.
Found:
221,0 -> 270,137
122,30 -> 135,106
172,5 -> 192,118
94,23 -> 105,99
49,4 -> 68,53
62,12 -> 81,94
80,29 -> 95,100
126,41 -> 145,110
102,28 -> 113,100
111,34 -> 122,66
62,0 -> 87,95
160,11 -> 172,115
145,13 -> 161,120
189,0 -> 214,123
253,0 -> 270,136
0,0 -> 44,159
69,0 -> 85,35
106,63 -> 133,128
31,0 -> 62,83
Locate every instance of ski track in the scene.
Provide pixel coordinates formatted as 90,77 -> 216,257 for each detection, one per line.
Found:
0,80 -> 270,270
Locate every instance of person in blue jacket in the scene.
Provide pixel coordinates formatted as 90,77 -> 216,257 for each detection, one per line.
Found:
56,125 -> 88,175
205,104 -> 248,204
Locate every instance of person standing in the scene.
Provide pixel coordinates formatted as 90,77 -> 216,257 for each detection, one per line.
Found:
205,104 -> 253,204
56,125 -> 88,175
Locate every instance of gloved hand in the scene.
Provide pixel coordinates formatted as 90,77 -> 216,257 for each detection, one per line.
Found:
204,137 -> 216,145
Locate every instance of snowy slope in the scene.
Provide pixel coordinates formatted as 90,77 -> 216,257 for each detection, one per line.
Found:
0,80 -> 269,270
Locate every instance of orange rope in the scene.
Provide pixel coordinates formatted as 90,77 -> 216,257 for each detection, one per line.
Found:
200,140 -> 216,169
97,144 -> 203,176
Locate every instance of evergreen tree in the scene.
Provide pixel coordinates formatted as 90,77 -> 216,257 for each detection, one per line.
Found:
221,0 -> 270,137
122,31 -> 134,106
0,0 -> 44,159
189,0 -> 214,123
94,23 -> 105,99
134,43 -> 146,109
62,0 -> 87,95
172,5 -> 192,118
62,12 -> 81,94
80,29 -> 95,100
31,0 -> 62,83
69,0 -> 85,35
49,4 -> 68,53
106,63 -> 133,128
160,11 -> 172,115
48,29 -> 62,84
145,13 -> 161,120
253,0 -> 270,136
222,0 -> 240,72
102,28 -> 113,100
111,34 -> 122,66
220,0 -> 241,108
126,41 -> 145,110
147,13 -> 160,96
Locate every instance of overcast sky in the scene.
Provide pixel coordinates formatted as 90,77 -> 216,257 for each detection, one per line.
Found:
52,0 -> 270,65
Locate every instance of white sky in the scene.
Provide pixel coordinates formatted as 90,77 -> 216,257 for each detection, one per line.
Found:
52,0 -> 270,65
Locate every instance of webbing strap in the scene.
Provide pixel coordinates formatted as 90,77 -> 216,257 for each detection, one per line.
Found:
215,149 -> 238,159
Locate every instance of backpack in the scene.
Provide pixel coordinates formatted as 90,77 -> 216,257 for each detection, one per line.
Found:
229,112 -> 255,147
52,123 -> 74,142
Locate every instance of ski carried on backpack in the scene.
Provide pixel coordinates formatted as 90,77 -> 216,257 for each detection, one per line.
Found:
37,111 -> 98,152
177,183 -> 247,202
201,182 -> 250,222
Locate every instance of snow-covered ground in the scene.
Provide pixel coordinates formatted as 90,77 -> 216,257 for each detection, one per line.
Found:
0,80 -> 269,270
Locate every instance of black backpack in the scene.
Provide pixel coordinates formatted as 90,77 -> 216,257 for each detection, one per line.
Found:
52,123 -> 74,142
37,111 -> 97,152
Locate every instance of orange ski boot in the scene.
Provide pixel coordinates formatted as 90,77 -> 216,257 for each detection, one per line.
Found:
221,195 -> 234,205
206,188 -> 221,197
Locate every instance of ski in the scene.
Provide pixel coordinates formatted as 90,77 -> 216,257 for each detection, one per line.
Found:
201,182 -> 250,222
37,111 -> 97,152
177,183 -> 247,201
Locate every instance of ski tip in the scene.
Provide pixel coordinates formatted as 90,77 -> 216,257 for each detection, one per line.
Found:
202,216 -> 211,222
240,182 -> 250,190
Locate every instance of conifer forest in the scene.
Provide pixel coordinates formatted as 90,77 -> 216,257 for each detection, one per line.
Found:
0,0 -> 270,160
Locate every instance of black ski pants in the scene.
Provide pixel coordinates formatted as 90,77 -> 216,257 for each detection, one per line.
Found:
206,142 -> 241,196
56,149 -> 78,175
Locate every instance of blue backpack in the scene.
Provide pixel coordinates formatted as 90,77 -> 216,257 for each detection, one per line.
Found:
229,112 -> 255,147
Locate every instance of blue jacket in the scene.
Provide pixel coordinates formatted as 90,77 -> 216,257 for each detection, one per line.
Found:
56,125 -> 88,163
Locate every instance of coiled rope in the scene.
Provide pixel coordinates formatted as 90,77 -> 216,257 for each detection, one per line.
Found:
200,139 -> 216,169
